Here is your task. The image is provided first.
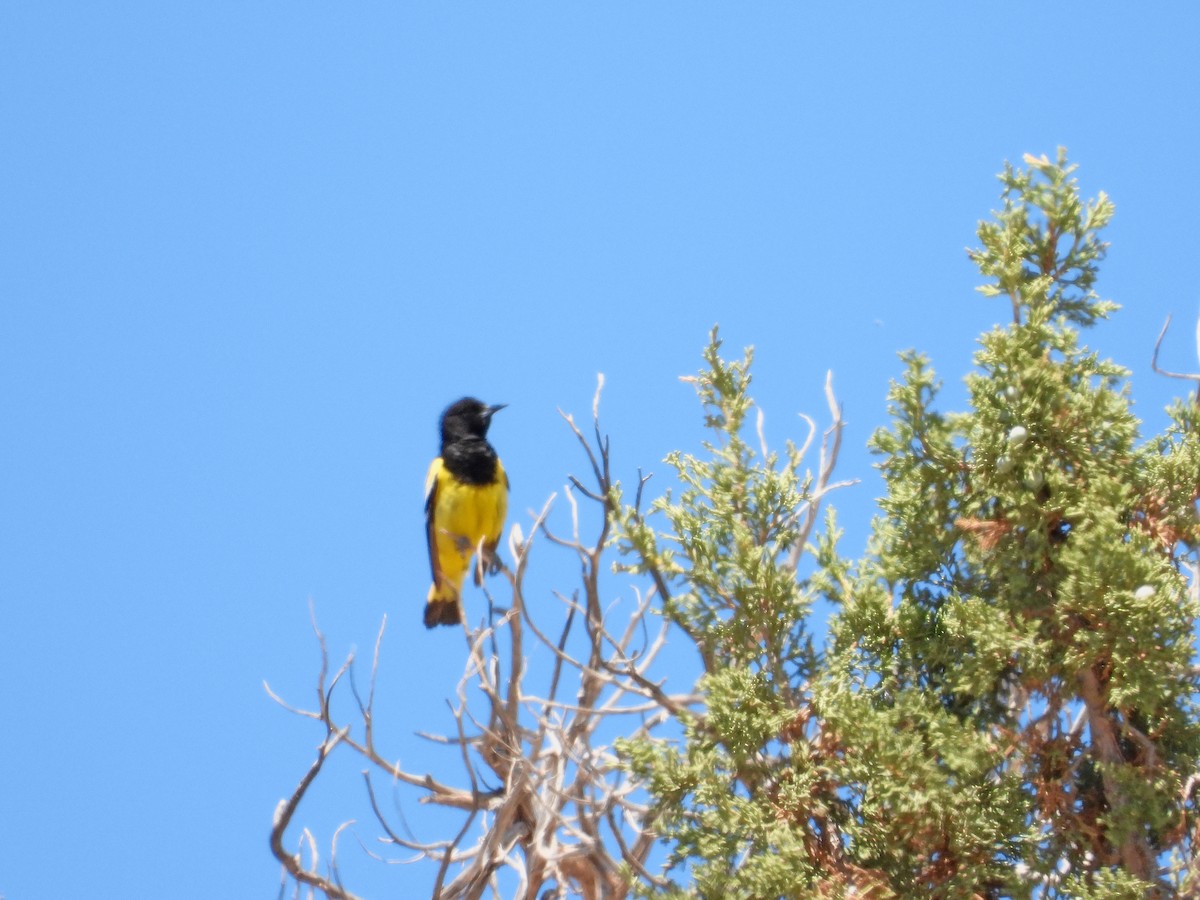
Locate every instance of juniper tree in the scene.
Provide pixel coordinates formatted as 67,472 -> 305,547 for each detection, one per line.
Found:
616,151 -> 1200,898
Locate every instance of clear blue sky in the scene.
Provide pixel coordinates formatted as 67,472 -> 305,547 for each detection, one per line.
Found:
2,4 -> 1198,898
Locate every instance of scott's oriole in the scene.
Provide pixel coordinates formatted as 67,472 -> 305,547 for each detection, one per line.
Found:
423,397 -> 508,628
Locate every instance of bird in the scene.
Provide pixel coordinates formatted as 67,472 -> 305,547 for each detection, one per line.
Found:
423,397 -> 509,628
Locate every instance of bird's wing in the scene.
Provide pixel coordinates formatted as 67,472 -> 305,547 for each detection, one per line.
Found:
493,460 -> 510,543
424,457 -> 444,583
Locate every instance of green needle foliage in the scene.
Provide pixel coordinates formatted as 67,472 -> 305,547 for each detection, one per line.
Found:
615,331 -> 841,897
616,151 -> 1200,898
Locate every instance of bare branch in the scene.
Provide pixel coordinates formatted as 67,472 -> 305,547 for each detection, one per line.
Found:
270,726 -> 363,900
1153,314 -> 1200,403
273,387 -> 672,899
788,370 -> 852,571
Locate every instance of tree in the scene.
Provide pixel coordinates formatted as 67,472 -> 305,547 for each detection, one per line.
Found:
271,151 -> 1200,898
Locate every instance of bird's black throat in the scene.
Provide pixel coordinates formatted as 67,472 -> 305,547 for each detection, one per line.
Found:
442,437 -> 500,485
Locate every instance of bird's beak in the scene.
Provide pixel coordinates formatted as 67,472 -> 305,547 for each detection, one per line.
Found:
486,403 -> 507,419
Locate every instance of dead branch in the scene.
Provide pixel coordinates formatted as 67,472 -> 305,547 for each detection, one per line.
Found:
788,370 -> 853,571
269,724 -> 362,900
1152,314 -> 1200,403
271,380 -> 670,898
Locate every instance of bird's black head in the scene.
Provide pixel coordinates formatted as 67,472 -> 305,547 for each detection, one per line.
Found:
440,397 -> 506,446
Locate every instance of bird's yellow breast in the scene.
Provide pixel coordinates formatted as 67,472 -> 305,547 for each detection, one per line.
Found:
426,457 -> 508,549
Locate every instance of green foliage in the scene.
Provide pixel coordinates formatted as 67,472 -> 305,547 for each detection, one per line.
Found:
614,327 -> 833,897
618,330 -> 818,679
971,148 -> 1116,328
616,151 -> 1200,897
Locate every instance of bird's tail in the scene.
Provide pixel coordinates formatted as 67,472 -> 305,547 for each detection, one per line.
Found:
424,583 -> 461,628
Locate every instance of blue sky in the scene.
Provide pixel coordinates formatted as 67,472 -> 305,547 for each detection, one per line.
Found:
2,4 -> 1198,897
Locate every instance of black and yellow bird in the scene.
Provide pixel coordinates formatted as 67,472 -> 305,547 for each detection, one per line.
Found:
423,397 -> 509,628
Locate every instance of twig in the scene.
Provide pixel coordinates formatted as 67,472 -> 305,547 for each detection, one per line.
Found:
270,726 -> 362,900
1152,314 -> 1200,402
